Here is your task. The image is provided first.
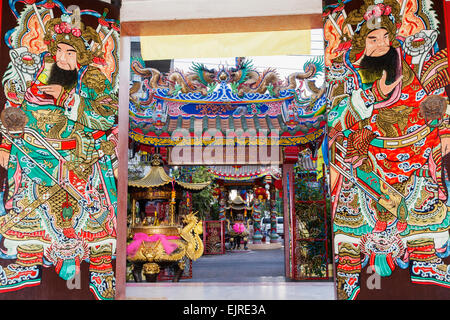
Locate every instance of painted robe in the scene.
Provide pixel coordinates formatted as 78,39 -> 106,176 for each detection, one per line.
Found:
0,52 -> 118,281
328,44 -> 450,241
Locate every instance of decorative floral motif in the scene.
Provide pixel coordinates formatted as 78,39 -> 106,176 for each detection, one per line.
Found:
363,4 -> 392,21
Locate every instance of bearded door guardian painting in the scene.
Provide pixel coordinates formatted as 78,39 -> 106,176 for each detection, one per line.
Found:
0,1 -> 119,299
324,0 -> 450,299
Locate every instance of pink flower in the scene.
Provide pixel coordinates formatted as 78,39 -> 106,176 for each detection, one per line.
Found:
71,28 -> 81,37
363,4 -> 392,21
59,22 -> 71,33
54,24 -> 62,34
233,223 -> 245,233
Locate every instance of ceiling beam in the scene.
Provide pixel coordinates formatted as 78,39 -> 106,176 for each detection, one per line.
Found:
121,14 -> 323,36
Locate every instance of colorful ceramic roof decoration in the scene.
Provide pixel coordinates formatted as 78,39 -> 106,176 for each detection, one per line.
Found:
207,165 -> 282,181
129,57 -> 327,147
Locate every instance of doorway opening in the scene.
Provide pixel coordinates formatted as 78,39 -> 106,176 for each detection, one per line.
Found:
124,31 -> 333,286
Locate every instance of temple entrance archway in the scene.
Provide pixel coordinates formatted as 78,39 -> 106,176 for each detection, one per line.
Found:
117,0 -> 332,298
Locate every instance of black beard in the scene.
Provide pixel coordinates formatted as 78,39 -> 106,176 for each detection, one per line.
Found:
360,46 -> 399,85
47,63 -> 78,90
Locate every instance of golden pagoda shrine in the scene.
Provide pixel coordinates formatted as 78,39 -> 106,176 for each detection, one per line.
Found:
126,153 -> 210,282
224,195 -> 252,250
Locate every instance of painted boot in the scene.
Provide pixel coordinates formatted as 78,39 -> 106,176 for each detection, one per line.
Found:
89,244 -> 115,300
396,221 -> 407,233
373,220 -> 387,233
408,238 -> 450,288
336,242 -> 361,300
396,199 -> 409,233
373,203 -> 389,233
0,245 -> 43,293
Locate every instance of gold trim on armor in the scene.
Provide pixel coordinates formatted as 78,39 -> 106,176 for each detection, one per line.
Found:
23,133 -> 74,150
381,125 -> 431,148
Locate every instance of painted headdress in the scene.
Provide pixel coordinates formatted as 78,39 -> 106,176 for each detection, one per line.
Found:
43,6 -> 103,66
340,0 -> 402,61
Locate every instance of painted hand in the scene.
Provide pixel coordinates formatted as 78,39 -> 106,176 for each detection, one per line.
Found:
0,150 -> 10,168
39,84 -> 63,99
379,71 -> 403,97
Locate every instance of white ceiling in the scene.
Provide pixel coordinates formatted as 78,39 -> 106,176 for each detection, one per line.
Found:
120,0 -> 323,22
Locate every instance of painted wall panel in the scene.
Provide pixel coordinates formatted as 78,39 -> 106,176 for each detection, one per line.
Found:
0,0 -> 119,300
324,0 -> 450,299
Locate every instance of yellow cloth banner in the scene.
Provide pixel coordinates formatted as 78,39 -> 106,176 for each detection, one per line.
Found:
140,30 -> 311,60
316,145 -> 324,181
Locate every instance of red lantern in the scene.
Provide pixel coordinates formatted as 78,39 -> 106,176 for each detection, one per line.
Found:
213,187 -> 221,198
254,187 -> 267,199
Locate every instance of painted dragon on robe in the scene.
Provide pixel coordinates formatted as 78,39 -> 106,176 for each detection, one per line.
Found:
131,59 -> 217,96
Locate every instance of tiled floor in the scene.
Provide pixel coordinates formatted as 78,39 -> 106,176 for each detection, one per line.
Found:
126,282 -> 336,300
126,246 -> 335,300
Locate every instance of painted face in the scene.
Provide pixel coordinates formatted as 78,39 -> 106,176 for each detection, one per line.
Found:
365,28 -> 390,57
55,43 -> 77,71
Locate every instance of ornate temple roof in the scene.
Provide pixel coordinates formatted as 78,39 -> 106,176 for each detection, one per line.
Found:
207,165 -> 281,181
129,57 -> 326,147
226,195 -> 252,210
128,154 -> 211,190
130,113 -> 326,147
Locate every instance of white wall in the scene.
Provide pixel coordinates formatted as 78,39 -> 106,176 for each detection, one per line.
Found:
121,0 -> 322,22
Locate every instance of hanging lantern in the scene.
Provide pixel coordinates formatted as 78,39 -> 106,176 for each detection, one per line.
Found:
186,191 -> 191,209
213,187 -> 221,198
254,187 -> 267,199
170,181 -> 176,225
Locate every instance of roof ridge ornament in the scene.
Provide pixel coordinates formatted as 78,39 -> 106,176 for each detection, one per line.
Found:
150,153 -> 163,166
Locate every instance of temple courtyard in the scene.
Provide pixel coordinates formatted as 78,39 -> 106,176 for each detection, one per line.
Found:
125,244 -> 335,300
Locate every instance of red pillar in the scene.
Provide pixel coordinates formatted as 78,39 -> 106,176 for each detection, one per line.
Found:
115,36 -> 131,300
282,146 -> 299,279
444,0 -> 450,64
